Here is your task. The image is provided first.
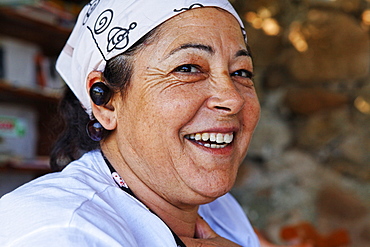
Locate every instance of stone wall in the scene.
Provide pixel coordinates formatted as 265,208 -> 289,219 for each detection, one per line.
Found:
230,0 -> 370,246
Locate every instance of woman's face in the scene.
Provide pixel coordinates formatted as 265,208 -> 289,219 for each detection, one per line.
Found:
112,7 -> 260,205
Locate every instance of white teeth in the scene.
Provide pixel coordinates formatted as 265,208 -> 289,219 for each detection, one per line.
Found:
203,143 -> 227,149
201,133 -> 209,141
210,133 -> 216,142
212,143 -> 227,149
195,133 -> 202,141
185,132 -> 234,149
224,134 -> 233,144
216,133 -> 224,144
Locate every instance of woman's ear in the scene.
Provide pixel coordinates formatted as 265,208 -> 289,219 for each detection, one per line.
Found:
87,71 -> 117,131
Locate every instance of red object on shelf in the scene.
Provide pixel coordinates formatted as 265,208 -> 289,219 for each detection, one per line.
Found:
280,222 -> 350,247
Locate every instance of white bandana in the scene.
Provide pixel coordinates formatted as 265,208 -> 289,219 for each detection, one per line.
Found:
56,0 -> 246,117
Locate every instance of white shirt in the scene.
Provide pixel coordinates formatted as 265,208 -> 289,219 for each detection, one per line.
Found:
0,150 -> 259,247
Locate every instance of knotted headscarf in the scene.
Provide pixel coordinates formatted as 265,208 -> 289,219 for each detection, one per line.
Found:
56,0 -> 245,116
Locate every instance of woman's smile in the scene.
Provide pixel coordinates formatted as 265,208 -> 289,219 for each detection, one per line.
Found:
184,132 -> 234,149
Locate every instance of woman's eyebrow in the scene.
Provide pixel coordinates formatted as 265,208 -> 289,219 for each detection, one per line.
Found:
164,44 -> 251,60
235,49 -> 251,58
166,43 -> 215,58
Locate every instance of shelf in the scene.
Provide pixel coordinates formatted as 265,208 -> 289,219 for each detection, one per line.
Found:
0,157 -> 51,174
0,7 -> 71,56
0,81 -> 62,156
0,3 -> 74,162
0,81 -> 61,106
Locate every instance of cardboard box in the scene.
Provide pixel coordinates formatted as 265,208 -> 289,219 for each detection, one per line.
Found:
0,103 -> 38,159
0,36 -> 39,89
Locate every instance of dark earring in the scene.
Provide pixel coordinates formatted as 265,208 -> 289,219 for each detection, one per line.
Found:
90,82 -> 112,106
86,119 -> 105,142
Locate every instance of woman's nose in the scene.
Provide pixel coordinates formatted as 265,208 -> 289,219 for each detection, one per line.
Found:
206,76 -> 245,115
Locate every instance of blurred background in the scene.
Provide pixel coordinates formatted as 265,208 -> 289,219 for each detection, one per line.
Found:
0,0 -> 369,246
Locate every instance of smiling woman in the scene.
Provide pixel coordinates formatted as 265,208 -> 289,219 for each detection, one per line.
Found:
0,1 -> 260,247
102,8 -> 260,206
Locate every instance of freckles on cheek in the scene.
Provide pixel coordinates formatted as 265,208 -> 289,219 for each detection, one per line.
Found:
244,103 -> 260,129
159,83 -> 202,116
176,92 -> 204,117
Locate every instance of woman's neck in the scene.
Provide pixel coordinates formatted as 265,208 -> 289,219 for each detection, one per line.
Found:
131,179 -> 199,237
101,143 -> 199,238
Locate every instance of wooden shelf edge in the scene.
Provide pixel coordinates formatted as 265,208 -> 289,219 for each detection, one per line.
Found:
0,7 -> 72,33
0,81 -> 61,104
0,7 -> 72,56
0,158 -> 51,173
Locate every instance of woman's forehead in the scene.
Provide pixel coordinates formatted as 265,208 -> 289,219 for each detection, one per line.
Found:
152,8 -> 246,54
161,7 -> 241,32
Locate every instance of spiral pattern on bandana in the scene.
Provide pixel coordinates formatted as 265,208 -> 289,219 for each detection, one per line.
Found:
94,9 -> 113,34
107,22 -> 137,52
83,0 -> 100,25
173,3 -> 204,12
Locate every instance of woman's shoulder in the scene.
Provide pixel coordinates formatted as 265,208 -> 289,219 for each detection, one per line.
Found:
1,150 -> 111,205
0,151 -> 120,245
0,151 -> 176,246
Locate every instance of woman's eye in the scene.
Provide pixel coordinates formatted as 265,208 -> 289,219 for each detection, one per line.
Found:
174,64 -> 200,73
231,69 -> 254,79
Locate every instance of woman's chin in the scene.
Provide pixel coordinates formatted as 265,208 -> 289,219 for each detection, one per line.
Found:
185,179 -> 234,204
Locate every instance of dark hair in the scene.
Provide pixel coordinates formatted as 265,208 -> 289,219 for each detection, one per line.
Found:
50,28 -> 159,171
